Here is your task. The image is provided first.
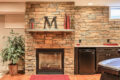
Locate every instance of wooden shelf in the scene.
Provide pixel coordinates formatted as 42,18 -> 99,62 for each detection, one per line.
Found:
26,29 -> 74,32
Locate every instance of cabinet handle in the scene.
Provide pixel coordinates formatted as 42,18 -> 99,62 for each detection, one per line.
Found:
105,54 -> 107,56
109,54 -> 111,56
106,53 -> 111,57
106,54 -> 109,56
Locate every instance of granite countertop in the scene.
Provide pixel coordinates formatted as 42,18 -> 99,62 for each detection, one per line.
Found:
75,45 -> 120,47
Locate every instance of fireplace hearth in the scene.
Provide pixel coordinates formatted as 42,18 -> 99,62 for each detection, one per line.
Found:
36,49 -> 64,74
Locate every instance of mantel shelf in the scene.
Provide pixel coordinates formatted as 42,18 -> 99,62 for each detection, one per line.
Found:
26,29 -> 74,32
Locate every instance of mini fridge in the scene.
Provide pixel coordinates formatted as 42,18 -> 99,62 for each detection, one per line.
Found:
78,48 -> 96,74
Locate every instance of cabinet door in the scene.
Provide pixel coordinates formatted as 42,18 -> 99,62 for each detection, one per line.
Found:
96,48 -> 109,62
109,48 -> 120,58
96,47 -> 120,72
78,51 -> 96,74
97,48 -> 120,63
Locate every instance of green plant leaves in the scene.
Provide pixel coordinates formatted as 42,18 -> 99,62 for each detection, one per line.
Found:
1,30 -> 25,65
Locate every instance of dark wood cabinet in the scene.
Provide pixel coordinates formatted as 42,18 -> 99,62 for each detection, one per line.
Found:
75,47 -> 120,74
96,47 -> 120,72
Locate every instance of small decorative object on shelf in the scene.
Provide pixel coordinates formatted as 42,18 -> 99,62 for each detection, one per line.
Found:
64,14 -> 67,29
67,14 -> 70,29
71,15 -> 75,29
29,18 -> 35,29
76,43 -> 80,46
107,39 -> 110,43
79,40 -> 81,43
64,14 -> 70,29
103,39 -> 118,46
44,16 -> 57,29
104,43 -> 118,46
76,40 -> 81,46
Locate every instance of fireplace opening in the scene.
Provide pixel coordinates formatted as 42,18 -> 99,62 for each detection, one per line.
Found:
36,49 -> 64,74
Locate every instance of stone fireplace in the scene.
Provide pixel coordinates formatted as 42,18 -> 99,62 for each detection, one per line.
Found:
25,2 -> 75,75
25,32 -> 74,75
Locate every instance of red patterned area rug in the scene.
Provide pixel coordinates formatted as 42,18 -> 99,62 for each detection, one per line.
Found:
30,75 -> 70,80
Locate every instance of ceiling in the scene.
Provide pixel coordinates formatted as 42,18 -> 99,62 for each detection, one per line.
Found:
0,0 -> 74,2
0,0 -> 120,6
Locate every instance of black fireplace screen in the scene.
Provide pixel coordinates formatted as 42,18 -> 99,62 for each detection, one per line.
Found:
36,49 -> 64,74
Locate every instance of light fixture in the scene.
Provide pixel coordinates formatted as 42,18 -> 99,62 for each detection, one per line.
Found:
88,3 -> 93,6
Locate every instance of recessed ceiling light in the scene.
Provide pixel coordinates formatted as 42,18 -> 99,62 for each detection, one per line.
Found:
88,3 -> 93,6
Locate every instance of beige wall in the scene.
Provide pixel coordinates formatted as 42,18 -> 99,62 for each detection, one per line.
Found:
0,2 -> 25,14
0,15 -> 25,72
5,14 -> 25,28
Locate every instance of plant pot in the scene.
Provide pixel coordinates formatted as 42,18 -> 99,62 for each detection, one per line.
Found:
9,64 -> 18,76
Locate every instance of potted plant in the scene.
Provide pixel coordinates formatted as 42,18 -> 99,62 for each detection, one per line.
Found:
1,30 -> 25,76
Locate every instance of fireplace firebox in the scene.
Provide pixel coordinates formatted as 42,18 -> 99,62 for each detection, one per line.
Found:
36,49 -> 64,74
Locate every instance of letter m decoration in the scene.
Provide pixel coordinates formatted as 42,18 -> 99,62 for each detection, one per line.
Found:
44,16 -> 57,29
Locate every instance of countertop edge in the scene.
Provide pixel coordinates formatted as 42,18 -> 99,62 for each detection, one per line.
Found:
75,45 -> 120,47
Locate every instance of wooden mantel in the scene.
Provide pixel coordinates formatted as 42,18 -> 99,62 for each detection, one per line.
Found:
26,29 -> 74,32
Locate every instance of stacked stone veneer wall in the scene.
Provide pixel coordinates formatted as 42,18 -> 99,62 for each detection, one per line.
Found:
25,2 -> 120,75
25,2 -> 75,75
75,7 -> 120,45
